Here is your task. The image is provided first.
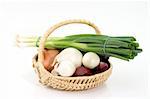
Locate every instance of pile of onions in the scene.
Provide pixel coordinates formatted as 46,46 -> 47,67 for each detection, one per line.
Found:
44,47 -> 110,77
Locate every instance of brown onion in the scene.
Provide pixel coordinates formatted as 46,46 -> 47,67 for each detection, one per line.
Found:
43,49 -> 59,71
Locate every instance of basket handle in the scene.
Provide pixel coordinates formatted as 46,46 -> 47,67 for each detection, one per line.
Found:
38,19 -> 101,63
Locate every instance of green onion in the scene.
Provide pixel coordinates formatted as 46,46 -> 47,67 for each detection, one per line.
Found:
16,34 -> 142,61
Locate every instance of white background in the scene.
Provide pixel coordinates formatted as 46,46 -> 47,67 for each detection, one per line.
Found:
0,0 -> 149,99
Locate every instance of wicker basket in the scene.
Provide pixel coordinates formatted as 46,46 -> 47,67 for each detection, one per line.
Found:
32,19 -> 112,91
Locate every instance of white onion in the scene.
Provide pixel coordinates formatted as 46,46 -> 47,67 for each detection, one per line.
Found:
56,60 -> 76,77
55,47 -> 83,67
82,52 -> 100,69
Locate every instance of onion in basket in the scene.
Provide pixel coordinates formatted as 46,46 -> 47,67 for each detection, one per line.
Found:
43,49 -> 59,71
55,60 -> 76,77
73,66 -> 92,76
82,52 -> 100,69
54,47 -> 83,68
51,47 -> 83,77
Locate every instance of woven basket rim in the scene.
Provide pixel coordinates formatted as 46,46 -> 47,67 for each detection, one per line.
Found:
33,54 -> 112,80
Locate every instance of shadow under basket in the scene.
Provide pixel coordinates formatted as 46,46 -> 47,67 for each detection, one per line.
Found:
33,19 -> 112,91
32,54 -> 112,91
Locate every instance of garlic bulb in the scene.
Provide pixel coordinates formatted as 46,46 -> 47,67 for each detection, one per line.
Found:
55,47 -> 83,68
82,52 -> 100,69
56,60 -> 76,77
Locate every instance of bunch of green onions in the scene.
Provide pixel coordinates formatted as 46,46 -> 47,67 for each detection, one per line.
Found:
17,34 -> 142,61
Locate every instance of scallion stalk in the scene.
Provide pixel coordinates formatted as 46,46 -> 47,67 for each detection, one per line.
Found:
16,34 -> 142,61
